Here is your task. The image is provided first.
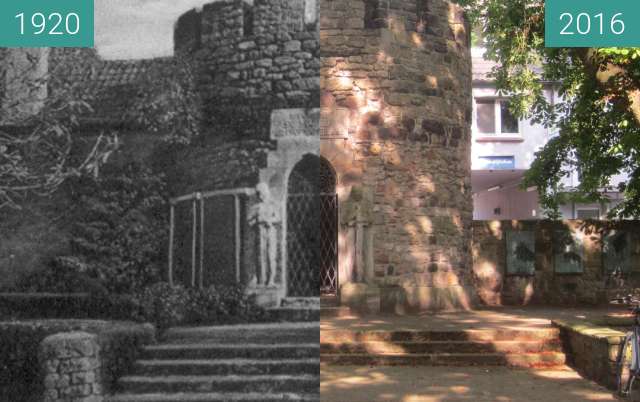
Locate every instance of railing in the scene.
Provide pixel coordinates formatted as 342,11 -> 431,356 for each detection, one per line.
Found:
168,188 -> 255,288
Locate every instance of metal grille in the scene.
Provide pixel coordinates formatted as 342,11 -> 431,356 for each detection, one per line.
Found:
320,194 -> 338,295
287,194 -> 320,297
286,155 -> 338,297
168,189 -> 251,288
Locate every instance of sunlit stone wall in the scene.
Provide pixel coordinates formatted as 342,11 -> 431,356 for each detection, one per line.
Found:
320,0 -> 474,312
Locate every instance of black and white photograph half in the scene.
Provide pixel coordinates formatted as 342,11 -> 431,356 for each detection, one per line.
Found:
0,0 -> 321,401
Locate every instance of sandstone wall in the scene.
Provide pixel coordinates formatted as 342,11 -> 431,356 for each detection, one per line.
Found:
321,0 -> 474,311
176,0 -> 320,140
473,220 -> 640,306
169,1 -> 321,303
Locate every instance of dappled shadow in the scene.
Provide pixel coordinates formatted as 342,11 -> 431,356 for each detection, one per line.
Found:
321,365 -> 619,401
321,305 -> 630,332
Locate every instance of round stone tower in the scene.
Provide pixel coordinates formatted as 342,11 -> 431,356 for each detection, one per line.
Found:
170,0 -> 321,307
174,0 -> 320,140
320,0 -> 475,312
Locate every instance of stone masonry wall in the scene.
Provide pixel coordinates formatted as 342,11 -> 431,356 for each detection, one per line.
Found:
321,0 -> 474,311
473,220 -> 640,306
40,332 -> 102,402
175,0 -> 320,140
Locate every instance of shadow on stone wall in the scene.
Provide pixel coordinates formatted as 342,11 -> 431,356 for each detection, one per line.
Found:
473,220 -> 640,307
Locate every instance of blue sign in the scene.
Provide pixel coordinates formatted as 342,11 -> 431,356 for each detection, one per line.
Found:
477,156 -> 515,170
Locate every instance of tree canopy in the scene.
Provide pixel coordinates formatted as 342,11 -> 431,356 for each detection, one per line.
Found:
0,50 -> 117,210
459,0 -> 640,218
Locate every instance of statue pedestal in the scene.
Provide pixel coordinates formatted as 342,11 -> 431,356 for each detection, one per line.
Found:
380,285 -> 475,314
246,285 -> 282,308
340,283 -> 380,315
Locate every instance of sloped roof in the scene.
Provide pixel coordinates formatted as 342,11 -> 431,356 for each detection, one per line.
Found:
85,57 -> 173,92
472,55 -> 548,84
75,57 -> 174,124
472,56 -> 498,83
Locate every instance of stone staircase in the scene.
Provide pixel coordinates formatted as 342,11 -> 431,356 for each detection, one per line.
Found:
267,297 -> 320,322
320,327 -> 566,368
108,322 -> 320,402
319,295 -> 352,318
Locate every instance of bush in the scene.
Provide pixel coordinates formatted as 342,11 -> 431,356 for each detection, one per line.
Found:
107,283 -> 267,329
63,163 -> 167,294
15,256 -> 108,296
0,320 -> 154,402
137,283 -> 191,329
1,282 -> 267,329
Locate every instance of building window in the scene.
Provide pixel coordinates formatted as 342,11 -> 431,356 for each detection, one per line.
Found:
576,208 -> 600,220
475,98 -> 520,136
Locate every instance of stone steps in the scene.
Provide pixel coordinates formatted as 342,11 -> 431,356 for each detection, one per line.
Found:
142,343 -> 320,360
117,375 -> 319,394
319,296 -> 354,318
320,328 -> 561,343
164,323 -> 319,344
132,359 -> 320,376
320,352 -> 566,368
321,339 -> 562,354
110,322 -> 319,401
320,327 -> 566,369
320,306 -> 353,318
266,308 -> 320,322
107,393 -> 319,402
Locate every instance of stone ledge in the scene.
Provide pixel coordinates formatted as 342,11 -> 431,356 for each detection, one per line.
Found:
552,319 -> 626,389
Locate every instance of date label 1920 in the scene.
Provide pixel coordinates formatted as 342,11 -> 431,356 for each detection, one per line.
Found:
0,0 -> 93,48
546,0 -> 640,47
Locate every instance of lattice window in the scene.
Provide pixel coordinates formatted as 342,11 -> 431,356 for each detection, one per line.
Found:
320,157 -> 336,194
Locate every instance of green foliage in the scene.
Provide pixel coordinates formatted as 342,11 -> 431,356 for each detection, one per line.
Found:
0,320 -> 153,402
16,256 -> 107,296
514,241 -> 535,262
135,283 -> 190,329
131,58 -> 201,145
61,163 -> 167,293
461,0 -> 640,218
119,282 -> 267,329
0,50 -> 118,210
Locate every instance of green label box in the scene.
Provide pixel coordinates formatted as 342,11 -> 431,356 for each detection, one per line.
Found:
546,0 -> 640,47
0,0 -> 94,47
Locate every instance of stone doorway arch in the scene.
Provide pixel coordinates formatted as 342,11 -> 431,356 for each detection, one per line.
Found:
286,155 -> 338,297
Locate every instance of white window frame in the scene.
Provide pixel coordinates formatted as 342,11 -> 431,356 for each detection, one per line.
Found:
575,207 -> 601,220
474,97 -> 522,139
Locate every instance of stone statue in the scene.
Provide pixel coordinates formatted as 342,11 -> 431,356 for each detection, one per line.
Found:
248,183 -> 280,287
341,186 -> 373,283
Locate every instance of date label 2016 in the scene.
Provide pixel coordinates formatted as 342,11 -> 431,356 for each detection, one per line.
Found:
546,0 -> 640,47
0,0 -> 93,47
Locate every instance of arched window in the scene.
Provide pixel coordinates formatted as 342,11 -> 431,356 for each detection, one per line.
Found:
320,157 -> 336,194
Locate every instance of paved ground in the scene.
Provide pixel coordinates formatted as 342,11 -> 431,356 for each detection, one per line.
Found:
321,306 -> 632,332
321,365 -> 620,401
321,306 -> 632,401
